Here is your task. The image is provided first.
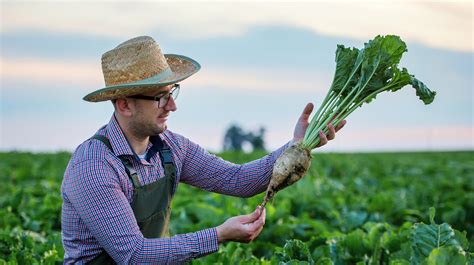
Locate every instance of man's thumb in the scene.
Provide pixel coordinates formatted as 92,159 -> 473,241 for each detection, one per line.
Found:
240,207 -> 261,224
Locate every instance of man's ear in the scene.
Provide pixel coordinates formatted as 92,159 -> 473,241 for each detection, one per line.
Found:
115,98 -> 134,117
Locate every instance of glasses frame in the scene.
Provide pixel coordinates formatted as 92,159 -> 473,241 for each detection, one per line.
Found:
128,84 -> 180,108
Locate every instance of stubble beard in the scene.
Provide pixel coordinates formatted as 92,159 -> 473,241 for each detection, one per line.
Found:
130,110 -> 167,138
129,104 -> 167,137
130,117 -> 166,138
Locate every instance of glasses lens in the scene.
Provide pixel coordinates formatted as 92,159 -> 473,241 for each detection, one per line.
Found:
158,94 -> 169,108
157,84 -> 180,108
172,84 -> 180,100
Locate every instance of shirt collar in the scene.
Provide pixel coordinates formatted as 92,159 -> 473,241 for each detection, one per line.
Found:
104,114 -> 164,161
104,114 -> 137,158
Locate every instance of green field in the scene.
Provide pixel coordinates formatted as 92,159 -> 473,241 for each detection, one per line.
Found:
1,151 -> 473,264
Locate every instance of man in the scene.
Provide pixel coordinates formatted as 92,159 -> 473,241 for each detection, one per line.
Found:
61,36 -> 345,264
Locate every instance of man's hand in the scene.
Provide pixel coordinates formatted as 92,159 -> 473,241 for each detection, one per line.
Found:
292,103 -> 314,143
216,206 -> 266,243
292,102 -> 346,147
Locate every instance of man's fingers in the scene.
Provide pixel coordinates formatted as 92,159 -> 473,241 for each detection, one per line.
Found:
246,211 -> 265,232
251,226 -> 264,241
317,131 -> 328,147
247,217 -> 264,231
221,207 -> 267,243
299,103 -> 314,121
327,123 -> 336,140
257,207 -> 266,226
335,120 -> 346,132
315,120 -> 346,148
240,207 -> 261,224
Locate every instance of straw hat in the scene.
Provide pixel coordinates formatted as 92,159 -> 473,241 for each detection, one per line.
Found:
83,36 -> 200,102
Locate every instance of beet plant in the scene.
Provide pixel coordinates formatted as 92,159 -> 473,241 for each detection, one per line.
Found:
262,35 -> 437,207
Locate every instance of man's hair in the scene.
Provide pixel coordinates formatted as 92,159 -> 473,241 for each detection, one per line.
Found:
111,99 -> 117,109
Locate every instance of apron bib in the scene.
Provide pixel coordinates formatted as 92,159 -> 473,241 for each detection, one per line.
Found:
87,135 -> 177,264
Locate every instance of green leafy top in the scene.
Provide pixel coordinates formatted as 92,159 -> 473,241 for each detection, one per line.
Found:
303,35 -> 437,150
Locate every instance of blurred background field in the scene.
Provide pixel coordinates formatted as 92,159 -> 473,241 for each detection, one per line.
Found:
1,1 -> 473,264
1,150 -> 472,264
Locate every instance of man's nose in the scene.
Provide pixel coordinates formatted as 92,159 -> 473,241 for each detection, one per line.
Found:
165,96 -> 177,111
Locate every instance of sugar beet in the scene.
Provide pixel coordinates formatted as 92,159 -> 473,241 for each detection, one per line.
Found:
261,142 -> 311,207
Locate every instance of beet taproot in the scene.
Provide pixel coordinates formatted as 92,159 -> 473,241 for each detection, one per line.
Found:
261,142 -> 311,207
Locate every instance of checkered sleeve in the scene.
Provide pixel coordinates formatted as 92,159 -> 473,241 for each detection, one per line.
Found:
64,159 -> 218,264
179,137 -> 291,197
132,228 -> 218,263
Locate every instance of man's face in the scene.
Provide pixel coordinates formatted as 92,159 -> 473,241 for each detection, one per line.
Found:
128,84 -> 178,137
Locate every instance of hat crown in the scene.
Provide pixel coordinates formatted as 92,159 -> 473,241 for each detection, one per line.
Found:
83,36 -> 200,102
101,36 -> 170,86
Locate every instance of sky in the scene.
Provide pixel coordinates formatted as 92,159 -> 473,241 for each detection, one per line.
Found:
1,0 -> 473,153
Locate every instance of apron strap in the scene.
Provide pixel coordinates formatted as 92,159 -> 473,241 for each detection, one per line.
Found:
118,157 -> 142,188
151,136 -> 178,193
89,135 -> 141,188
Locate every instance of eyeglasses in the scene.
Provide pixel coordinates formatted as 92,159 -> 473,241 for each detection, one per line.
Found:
128,84 -> 180,108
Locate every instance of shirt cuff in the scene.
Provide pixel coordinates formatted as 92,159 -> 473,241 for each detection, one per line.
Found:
194,227 -> 219,257
272,140 -> 293,158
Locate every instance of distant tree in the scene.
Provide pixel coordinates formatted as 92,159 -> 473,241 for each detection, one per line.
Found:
223,124 -> 266,152
223,124 -> 247,151
246,127 -> 266,151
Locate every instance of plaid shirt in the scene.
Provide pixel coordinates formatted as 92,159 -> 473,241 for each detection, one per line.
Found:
61,115 -> 289,264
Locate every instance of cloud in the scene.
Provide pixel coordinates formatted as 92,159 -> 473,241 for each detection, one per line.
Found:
2,1 -> 472,52
0,57 -> 102,89
0,57 -> 332,93
1,10 -> 472,153
187,66 -> 332,93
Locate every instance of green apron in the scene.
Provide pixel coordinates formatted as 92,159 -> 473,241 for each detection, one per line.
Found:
87,135 -> 177,264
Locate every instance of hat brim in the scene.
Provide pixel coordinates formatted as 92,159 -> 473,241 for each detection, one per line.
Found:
83,54 -> 200,102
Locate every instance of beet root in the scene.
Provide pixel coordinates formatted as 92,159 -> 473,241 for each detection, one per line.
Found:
261,142 -> 312,207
